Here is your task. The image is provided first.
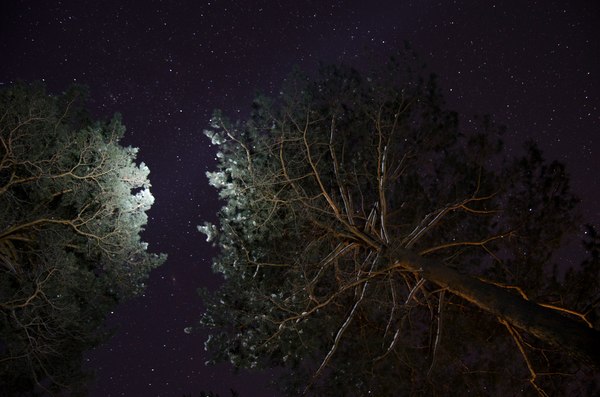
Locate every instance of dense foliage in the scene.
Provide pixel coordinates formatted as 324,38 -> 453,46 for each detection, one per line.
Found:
199,57 -> 599,396
0,83 -> 165,395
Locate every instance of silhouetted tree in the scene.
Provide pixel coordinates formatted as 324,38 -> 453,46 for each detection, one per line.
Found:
0,83 -> 165,395
199,56 -> 599,396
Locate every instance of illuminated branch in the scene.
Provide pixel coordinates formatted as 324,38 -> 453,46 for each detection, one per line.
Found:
419,231 -> 514,256
499,318 -> 549,397
329,116 -> 355,226
427,289 -> 446,379
479,278 -> 593,328
306,257 -> 377,394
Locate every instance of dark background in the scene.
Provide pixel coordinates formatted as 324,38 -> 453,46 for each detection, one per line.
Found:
1,1 -> 598,395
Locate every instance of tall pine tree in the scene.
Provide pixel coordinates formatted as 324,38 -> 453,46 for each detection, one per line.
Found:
199,57 -> 599,396
0,83 -> 165,395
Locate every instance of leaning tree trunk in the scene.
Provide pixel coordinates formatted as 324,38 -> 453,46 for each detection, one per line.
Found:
386,246 -> 600,369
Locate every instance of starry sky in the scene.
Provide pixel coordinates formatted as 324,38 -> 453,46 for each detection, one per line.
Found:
1,1 -> 599,396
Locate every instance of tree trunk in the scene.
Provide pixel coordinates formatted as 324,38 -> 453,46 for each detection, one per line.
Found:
388,246 -> 600,369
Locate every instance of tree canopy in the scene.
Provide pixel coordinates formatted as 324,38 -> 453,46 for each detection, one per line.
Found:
199,57 -> 600,396
0,83 -> 165,395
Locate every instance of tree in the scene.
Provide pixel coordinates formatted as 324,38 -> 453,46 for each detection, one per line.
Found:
199,57 -> 600,396
0,83 -> 165,395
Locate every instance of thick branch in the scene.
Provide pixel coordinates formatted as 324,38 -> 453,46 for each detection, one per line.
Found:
386,246 -> 600,369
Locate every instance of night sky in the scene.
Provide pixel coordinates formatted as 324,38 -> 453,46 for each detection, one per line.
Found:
1,1 -> 599,396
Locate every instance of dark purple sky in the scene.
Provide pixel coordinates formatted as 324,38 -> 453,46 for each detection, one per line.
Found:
1,1 -> 598,396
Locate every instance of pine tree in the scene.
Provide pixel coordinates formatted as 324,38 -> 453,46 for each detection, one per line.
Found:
0,83 -> 165,395
199,58 -> 599,396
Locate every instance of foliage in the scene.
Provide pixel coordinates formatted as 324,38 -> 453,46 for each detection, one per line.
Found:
199,56 -> 600,396
0,82 -> 165,395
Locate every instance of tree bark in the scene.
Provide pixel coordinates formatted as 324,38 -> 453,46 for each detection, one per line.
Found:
387,246 -> 600,369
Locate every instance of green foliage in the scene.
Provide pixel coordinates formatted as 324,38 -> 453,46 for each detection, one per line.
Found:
0,82 -> 165,395
199,56 -> 599,396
